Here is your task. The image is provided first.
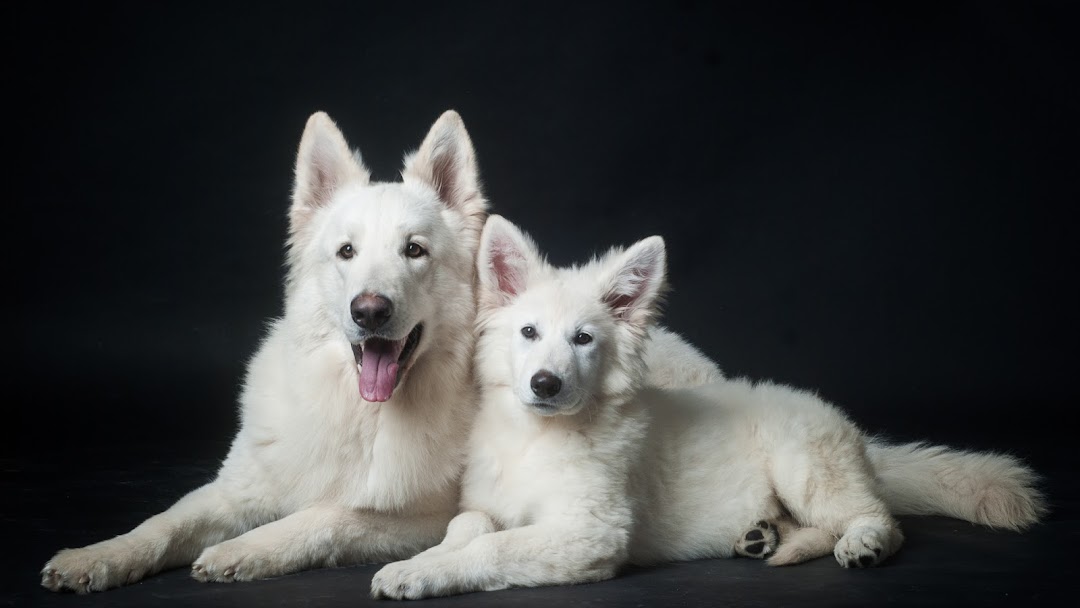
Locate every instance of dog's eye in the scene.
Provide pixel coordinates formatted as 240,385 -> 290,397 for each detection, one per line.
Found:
337,244 -> 354,260
521,326 -> 537,340
573,332 -> 593,345
405,242 -> 427,258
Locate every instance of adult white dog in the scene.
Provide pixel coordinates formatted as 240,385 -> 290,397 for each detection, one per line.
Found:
370,216 -> 1045,599
42,110 -> 489,593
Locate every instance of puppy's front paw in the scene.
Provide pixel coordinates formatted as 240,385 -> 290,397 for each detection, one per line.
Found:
734,520 -> 780,559
192,539 -> 280,583
371,558 -> 456,600
42,538 -> 148,593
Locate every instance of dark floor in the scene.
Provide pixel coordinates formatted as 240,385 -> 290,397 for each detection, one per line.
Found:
5,447 -> 1075,608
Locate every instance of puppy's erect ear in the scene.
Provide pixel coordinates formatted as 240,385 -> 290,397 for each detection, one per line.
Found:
291,112 -> 370,236
478,215 -> 541,308
402,110 -> 487,225
600,236 -> 668,329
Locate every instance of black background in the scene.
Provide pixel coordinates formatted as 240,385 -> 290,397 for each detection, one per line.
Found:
9,1 -> 1079,606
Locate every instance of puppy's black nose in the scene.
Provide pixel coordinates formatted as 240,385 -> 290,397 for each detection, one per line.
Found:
530,370 -> 562,399
351,293 -> 393,330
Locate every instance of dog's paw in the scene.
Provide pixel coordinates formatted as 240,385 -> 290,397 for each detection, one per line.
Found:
734,520 -> 780,559
42,539 -> 147,593
834,525 -> 891,568
192,539 -> 279,583
371,557 -> 457,600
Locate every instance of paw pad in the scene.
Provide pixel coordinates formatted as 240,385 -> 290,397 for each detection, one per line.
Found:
735,520 -> 780,559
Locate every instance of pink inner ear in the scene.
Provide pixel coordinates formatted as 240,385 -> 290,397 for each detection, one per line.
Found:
605,292 -> 636,315
429,142 -> 459,208
490,237 -> 525,297
311,165 -> 337,207
304,134 -> 345,208
604,265 -> 653,320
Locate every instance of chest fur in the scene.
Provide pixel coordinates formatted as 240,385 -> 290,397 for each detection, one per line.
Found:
233,336 -> 466,513
461,405 -> 634,529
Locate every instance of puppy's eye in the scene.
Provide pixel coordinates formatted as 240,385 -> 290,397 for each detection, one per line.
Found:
405,242 -> 427,258
573,332 -> 593,345
337,244 -> 354,260
521,326 -> 537,339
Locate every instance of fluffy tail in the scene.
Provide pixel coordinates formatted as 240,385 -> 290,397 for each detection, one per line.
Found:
866,439 -> 1047,531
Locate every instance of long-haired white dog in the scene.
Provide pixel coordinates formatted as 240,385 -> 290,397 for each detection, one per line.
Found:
370,216 -> 1045,599
41,110 -> 489,592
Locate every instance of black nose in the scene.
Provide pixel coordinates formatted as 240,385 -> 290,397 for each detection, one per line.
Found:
530,370 -> 562,399
351,293 -> 393,330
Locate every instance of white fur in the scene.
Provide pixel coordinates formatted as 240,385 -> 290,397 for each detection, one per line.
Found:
41,110 -> 488,593
371,217 -> 1046,600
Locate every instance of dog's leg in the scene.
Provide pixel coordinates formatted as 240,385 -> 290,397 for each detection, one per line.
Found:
769,425 -> 904,568
407,510 -> 499,560
192,504 -> 453,582
733,519 -> 782,559
732,517 -> 835,566
42,480 -> 267,593
370,522 -> 626,600
766,526 -> 836,566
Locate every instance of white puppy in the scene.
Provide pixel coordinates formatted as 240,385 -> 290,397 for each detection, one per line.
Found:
371,216 -> 1045,599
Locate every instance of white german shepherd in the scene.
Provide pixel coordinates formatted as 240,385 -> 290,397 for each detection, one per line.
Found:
41,110 -> 490,592
370,216 -> 1045,600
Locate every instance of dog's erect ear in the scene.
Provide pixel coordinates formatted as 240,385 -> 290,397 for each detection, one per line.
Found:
402,110 -> 487,222
478,215 -> 541,308
600,236 -> 668,328
291,112 -> 370,235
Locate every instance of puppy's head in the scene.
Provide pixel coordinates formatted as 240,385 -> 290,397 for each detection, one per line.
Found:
287,111 -> 487,402
476,216 -> 667,416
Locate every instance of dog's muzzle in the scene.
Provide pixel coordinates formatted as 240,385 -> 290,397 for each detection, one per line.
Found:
352,324 -> 424,403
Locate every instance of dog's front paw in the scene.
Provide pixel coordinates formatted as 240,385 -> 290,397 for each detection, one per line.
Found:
835,525 -> 896,568
734,520 -> 780,559
192,539 -> 279,583
371,558 -> 457,600
42,538 -> 148,593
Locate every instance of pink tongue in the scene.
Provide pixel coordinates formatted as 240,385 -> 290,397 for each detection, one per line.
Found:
358,338 -> 403,402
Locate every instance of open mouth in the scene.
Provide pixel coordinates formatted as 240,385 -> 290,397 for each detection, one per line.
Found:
352,324 -> 423,403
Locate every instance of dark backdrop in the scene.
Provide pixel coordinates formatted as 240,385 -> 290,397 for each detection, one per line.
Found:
14,1 -> 1077,466
9,0 -> 1078,602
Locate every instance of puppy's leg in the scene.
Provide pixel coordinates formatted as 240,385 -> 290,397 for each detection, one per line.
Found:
733,519 -> 781,559
408,511 -> 499,560
371,522 -> 626,600
769,424 -> 903,568
767,526 -> 836,566
733,517 -> 833,565
42,481 -> 268,593
192,504 -> 453,582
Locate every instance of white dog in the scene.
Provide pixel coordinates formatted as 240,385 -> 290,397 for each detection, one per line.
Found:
370,216 -> 1045,599
41,110 -> 490,593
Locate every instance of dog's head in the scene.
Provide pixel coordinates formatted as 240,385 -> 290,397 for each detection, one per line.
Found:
475,216 -> 667,417
287,111 -> 486,402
